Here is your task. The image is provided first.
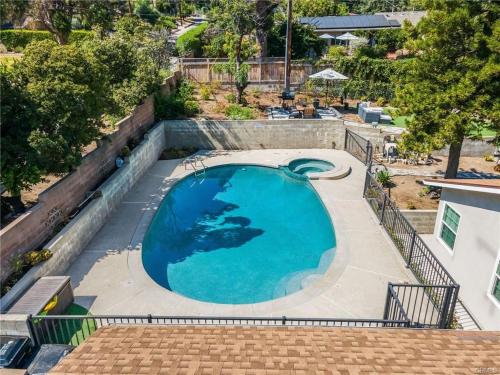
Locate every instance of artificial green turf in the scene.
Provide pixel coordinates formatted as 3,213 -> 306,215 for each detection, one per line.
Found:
36,303 -> 96,345
63,303 -> 96,346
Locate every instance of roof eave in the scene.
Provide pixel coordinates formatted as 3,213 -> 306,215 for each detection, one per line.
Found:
423,180 -> 500,195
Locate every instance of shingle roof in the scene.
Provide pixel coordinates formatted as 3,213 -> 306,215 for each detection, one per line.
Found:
300,15 -> 400,30
50,325 -> 500,374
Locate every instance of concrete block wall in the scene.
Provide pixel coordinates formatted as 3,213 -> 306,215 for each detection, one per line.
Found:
0,123 -> 167,312
162,119 -> 397,150
400,210 -> 438,234
433,138 -> 496,158
0,74 -> 180,282
0,314 -> 32,340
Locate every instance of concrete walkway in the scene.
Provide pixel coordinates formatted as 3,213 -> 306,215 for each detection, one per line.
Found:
66,149 -> 415,318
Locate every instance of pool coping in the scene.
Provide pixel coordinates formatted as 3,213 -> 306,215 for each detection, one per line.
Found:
279,156 -> 351,180
126,154 -> 350,315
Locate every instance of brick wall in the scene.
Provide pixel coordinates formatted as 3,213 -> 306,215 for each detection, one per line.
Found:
0,73 -> 180,282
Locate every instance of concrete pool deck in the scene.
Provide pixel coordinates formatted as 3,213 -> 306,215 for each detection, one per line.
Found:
66,149 -> 415,318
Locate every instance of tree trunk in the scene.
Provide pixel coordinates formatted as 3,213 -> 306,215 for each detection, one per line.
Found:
445,138 -> 463,179
54,31 -> 69,45
255,0 -> 272,58
256,30 -> 267,58
236,86 -> 244,104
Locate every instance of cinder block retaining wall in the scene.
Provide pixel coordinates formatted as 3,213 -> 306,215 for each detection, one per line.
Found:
432,139 -> 496,158
400,210 -> 438,234
0,73 -> 181,282
0,123 -> 167,312
162,119 -> 397,150
163,119 -> 495,157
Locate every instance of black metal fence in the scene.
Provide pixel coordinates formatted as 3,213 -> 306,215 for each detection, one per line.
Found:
27,315 -> 411,347
344,129 -> 373,166
385,283 -> 458,328
345,129 -> 459,329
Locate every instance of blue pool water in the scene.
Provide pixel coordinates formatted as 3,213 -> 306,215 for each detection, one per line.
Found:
287,158 -> 335,176
142,164 -> 336,304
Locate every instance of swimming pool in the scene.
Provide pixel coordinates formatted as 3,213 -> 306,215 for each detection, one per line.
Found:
142,164 -> 336,304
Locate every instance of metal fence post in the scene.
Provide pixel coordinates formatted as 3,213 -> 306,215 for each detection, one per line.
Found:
379,195 -> 387,225
26,314 -> 39,347
344,129 -> 349,150
148,314 -> 153,323
406,229 -> 417,268
382,284 -> 392,321
282,316 -> 286,325
439,287 -> 453,329
363,170 -> 370,197
365,141 -> 372,166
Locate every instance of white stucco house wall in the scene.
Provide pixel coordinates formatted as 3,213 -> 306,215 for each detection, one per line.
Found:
421,179 -> 500,331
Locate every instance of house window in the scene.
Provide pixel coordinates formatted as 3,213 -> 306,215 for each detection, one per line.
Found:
492,261 -> 500,303
440,204 -> 460,249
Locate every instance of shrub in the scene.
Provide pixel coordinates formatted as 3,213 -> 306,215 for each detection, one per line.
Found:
200,85 -> 212,100
225,93 -> 237,103
0,30 -> 92,51
23,249 -> 52,266
376,170 -> 393,187
160,147 -> 198,160
178,79 -> 195,101
120,146 -> 131,157
210,81 -> 222,91
375,97 -> 387,106
225,104 -> 255,120
326,46 -> 347,58
484,154 -> 494,162
154,92 -> 184,119
406,201 -> 416,210
184,100 -> 200,116
176,22 -> 207,57
156,16 -> 177,31
418,186 -> 430,197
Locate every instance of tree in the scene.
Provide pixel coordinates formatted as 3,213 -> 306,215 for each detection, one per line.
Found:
0,70 -> 41,208
85,16 -> 165,116
395,0 -> 499,178
347,0 -> 420,14
0,0 -> 30,27
78,0 -> 116,37
255,0 -> 277,58
18,40 -> 108,173
267,18 -> 325,59
293,0 -> 348,17
207,0 -> 257,103
31,0 -> 74,44
134,0 -> 161,24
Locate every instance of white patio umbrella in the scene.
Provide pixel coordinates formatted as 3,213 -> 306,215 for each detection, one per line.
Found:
335,32 -> 359,41
336,32 -> 359,52
309,68 -> 348,105
319,33 -> 335,48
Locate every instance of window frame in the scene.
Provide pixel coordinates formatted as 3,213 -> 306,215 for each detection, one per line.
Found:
438,203 -> 460,251
489,258 -> 500,308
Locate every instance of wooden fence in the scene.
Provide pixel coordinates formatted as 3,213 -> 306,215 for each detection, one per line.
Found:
180,58 -> 317,86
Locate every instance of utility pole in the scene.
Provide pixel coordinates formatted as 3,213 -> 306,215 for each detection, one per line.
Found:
178,0 -> 184,25
284,0 -> 292,91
